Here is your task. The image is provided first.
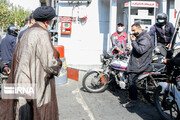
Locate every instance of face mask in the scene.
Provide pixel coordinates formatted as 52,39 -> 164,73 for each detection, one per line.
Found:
158,19 -> 165,23
117,27 -> 123,32
133,32 -> 139,37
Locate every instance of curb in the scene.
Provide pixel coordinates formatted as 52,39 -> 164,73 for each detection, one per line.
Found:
67,65 -> 101,82
67,67 -> 87,82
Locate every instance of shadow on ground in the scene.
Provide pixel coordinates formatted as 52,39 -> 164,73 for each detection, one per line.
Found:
107,81 -> 162,120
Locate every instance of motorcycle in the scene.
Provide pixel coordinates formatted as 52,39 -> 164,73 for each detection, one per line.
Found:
82,48 -> 167,99
0,63 -> 10,98
153,65 -> 180,120
153,11 -> 180,120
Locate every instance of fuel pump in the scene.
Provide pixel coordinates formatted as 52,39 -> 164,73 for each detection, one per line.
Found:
124,1 -> 158,33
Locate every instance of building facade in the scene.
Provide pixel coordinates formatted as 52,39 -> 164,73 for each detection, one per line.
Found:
41,0 -> 179,67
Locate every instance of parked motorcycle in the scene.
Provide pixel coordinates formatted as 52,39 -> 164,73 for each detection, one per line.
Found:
153,65 -> 180,120
82,48 -> 167,98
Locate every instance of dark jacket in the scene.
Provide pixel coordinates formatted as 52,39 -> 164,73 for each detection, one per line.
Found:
167,52 -> 180,66
1,34 -> 16,64
148,22 -> 175,46
127,30 -> 153,73
0,61 -> 5,72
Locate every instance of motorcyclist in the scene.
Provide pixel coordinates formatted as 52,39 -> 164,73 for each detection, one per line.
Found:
1,25 -> 18,68
111,23 -> 129,55
148,13 -> 175,48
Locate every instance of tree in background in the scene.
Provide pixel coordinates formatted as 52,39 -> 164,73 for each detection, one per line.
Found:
0,0 -> 31,31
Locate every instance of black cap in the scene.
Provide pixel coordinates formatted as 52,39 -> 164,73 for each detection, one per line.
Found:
33,6 -> 56,22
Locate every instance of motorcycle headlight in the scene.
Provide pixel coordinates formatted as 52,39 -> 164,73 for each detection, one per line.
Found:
100,55 -> 104,62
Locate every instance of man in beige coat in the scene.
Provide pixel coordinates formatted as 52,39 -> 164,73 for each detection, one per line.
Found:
0,6 -> 62,120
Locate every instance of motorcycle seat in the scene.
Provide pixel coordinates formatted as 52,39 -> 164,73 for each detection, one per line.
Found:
141,63 -> 166,75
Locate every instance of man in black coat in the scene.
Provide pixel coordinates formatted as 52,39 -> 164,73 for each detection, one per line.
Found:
123,23 -> 153,108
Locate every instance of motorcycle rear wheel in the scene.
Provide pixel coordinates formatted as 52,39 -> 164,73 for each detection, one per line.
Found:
82,71 -> 109,93
154,86 -> 180,120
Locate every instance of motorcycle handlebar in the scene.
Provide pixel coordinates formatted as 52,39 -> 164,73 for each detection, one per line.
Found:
117,54 -> 128,60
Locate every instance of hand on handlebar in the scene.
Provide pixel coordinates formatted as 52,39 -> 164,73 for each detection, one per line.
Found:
3,66 -> 10,75
163,58 -> 169,64
118,51 -> 124,54
166,44 -> 172,48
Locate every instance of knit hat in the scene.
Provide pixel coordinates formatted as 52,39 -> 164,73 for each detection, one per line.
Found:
33,6 -> 56,22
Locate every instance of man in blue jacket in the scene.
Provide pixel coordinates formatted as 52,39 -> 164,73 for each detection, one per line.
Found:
1,25 -> 18,67
148,13 -> 175,47
123,23 -> 153,108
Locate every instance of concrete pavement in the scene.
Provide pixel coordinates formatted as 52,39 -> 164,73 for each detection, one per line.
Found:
56,76 -> 161,120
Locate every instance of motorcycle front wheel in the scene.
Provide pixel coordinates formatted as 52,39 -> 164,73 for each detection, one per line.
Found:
82,71 -> 109,93
154,86 -> 180,120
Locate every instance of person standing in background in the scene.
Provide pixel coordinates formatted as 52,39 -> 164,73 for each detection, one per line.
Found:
17,12 -> 35,42
111,23 -> 128,55
1,25 -> 18,68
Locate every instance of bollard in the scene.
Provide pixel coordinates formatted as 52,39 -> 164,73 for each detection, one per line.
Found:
54,45 -> 67,84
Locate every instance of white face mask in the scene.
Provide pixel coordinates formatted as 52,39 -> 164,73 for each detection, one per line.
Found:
117,27 -> 123,32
